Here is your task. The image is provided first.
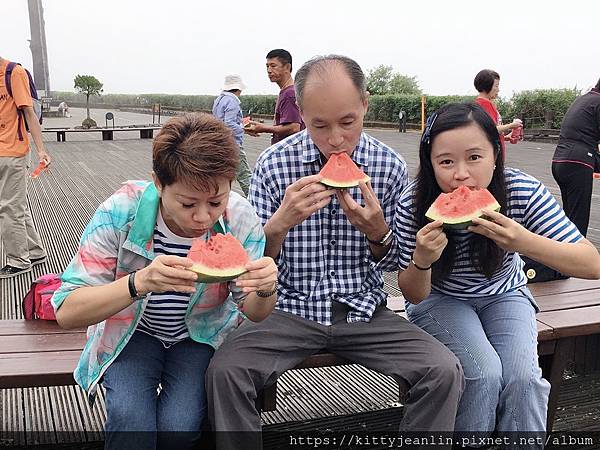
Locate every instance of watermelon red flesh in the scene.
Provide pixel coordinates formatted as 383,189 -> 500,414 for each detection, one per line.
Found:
425,186 -> 500,229
319,152 -> 371,188
187,233 -> 249,283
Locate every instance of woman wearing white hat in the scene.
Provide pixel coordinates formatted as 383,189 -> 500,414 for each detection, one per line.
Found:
212,74 -> 253,196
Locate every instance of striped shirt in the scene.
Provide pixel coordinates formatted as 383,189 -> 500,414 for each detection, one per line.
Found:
136,211 -> 195,345
394,168 -> 584,297
249,130 -> 408,325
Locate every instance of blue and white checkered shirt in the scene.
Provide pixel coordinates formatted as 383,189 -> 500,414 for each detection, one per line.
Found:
249,130 -> 408,325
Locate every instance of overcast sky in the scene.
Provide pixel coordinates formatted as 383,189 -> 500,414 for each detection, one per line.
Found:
3,0 -> 599,97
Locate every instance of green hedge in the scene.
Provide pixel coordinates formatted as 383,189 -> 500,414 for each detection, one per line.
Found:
51,88 -> 581,128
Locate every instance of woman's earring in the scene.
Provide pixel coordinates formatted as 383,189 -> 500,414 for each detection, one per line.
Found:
494,165 -> 497,169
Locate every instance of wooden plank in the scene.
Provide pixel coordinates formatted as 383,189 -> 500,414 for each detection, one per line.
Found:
0,388 -> 26,446
23,387 -> 55,445
536,320 -> 554,341
0,351 -> 79,388
0,333 -> 87,354
536,290 -> 600,313
528,278 -> 600,297
0,320 -> 85,336
49,386 -> 86,444
537,306 -> 600,338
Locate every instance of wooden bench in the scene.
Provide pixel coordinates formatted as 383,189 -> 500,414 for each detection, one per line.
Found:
258,278 -> 600,432
2,278 -> 600,432
42,125 -> 161,142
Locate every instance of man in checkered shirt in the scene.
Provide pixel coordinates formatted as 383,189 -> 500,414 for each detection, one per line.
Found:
207,55 -> 464,449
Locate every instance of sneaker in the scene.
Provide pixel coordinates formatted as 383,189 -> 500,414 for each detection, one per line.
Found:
30,256 -> 47,266
0,265 -> 32,279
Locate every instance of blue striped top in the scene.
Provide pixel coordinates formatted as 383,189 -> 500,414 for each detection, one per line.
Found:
137,211 -> 195,346
394,168 -> 583,297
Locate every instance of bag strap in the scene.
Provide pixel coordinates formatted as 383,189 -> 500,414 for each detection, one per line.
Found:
4,62 -> 25,141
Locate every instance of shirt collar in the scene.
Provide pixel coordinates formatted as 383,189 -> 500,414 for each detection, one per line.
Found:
301,131 -> 371,167
221,91 -> 241,104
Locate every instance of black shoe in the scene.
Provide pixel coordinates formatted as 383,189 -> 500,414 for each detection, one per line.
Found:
0,265 -> 32,279
30,256 -> 47,266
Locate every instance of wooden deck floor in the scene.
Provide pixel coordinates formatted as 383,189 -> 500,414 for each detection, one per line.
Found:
1,110 -> 599,446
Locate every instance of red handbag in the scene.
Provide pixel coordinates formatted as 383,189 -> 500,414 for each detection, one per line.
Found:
22,273 -> 62,320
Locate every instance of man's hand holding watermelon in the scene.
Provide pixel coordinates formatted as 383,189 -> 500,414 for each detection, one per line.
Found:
264,174 -> 335,256
336,180 -> 393,259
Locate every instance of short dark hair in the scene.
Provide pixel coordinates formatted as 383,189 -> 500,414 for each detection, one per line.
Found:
415,102 -> 506,281
474,69 -> 500,93
295,55 -> 367,109
266,49 -> 292,71
152,113 -> 239,192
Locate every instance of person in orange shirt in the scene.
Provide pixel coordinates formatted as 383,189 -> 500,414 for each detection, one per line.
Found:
0,56 -> 51,278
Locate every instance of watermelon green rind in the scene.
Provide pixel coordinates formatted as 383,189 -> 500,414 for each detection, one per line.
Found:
425,202 -> 501,229
321,173 -> 371,188
188,264 -> 247,283
186,232 -> 250,283
425,186 -> 501,230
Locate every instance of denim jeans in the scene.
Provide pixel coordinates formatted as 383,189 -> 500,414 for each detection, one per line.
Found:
405,287 -> 550,445
102,331 -> 214,450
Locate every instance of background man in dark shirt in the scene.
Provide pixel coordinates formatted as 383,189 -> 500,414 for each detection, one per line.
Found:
248,49 -> 304,144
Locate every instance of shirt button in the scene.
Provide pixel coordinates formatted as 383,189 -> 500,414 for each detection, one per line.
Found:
330,270 -> 335,277
332,293 -> 338,300
331,209 -> 337,215
330,240 -> 336,246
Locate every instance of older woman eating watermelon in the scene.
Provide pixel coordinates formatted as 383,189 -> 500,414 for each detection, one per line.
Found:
393,102 -> 600,446
51,113 -> 277,450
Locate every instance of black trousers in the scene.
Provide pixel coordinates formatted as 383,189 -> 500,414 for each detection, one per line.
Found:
551,161 -> 593,237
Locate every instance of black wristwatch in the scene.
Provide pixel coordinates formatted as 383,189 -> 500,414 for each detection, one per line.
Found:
367,229 -> 394,247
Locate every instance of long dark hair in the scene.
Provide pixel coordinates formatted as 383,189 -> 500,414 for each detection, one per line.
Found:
414,102 -> 507,280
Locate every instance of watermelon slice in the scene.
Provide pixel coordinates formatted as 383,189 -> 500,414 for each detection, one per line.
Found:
319,152 -> 371,188
30,160 -> 48,179
187,233 -> 249,283
425,185 -> 500,230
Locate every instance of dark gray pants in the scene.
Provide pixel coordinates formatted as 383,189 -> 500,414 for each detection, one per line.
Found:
206,303 -> 464,449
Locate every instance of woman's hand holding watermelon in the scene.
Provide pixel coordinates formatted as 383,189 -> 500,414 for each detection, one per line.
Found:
135,255 -> 198,295
235,257 -> 278,294
469,209 -> 531,253
413,220 -> 448,268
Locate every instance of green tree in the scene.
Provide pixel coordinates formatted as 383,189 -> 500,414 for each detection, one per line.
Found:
389,73 -> 421,95
366,65 -> 394,95
74,75 -> 103,122
366,64 -> 422,95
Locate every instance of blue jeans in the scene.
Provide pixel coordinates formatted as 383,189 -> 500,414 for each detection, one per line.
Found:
102,331 -> 214,450
406,288 -> 550,441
